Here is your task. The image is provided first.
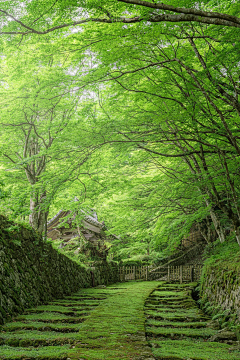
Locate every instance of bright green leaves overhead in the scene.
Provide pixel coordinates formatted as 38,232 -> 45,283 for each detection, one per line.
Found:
0,0 -> 240,254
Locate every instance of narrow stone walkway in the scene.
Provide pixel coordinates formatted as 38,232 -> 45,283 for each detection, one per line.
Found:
144,283 -> 240,360
0,281 -> 158,360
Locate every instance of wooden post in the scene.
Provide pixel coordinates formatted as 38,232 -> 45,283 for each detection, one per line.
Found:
123,266 -> 125,282
146,266 -> 149,281
134,266 -> 136,281
191,266 -> 194,282
167,266 -> 170,282
180,265 -> 183,284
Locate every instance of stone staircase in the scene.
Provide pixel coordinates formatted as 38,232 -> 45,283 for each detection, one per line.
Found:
0,281 -> 239,360
144,283 -> 239,359
0,282 -> 156,360
0,292 -> 107,358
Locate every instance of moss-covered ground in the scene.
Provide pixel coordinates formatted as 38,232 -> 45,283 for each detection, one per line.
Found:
145,283 -> 240,360
0,281 -> 158,360
0,281 -> 239,360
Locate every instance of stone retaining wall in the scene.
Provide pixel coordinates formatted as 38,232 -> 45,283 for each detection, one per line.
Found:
199,262 -> 240,323
0,215 -> 119,324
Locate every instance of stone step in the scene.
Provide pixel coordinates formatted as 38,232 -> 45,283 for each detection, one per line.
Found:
0,344 -> 73,360
24,308 -> 93,316
146,315 -> 208,322
17,312 -> 89,322
146,325 -> 217,339
149,338 -> 240,360
64,296 -> 106,300
0,330 -> 80,347
2,321 -> 83,332
49,302 -> 99,307
146,319 -> 209,329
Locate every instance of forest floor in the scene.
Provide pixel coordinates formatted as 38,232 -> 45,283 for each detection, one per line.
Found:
0,281 -> 239,360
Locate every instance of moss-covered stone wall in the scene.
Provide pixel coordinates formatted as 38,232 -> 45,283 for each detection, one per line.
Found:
199,261 -> 240,323
0,215 -> 119,324
90,261 -> 119,286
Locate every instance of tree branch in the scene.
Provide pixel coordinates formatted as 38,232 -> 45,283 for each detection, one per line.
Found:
118,0 -> 240,25
1,0 -> 239,36
149,13 -> 240,28
3,153 -> 16,164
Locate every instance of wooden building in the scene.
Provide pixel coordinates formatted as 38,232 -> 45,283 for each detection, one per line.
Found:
47,209 -> 112,260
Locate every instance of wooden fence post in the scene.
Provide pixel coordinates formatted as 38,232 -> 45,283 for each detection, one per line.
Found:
123,266 -> 125,282
146,266 -> 149,281
191,266 -> 194,282
134,266 -> 136,281
180,265 -> 183,284
167,266 -> 170,282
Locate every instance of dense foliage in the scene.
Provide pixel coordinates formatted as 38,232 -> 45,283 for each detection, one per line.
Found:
0,0 -> 239,260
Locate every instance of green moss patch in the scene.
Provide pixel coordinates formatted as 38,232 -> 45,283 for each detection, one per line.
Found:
0,345 -> 75,359
16,312 -> 88,323
151,339 -> 240,360
50,300 -> 100,306
25,307 -> 91,316
2,321 -> 83,332
0,330 -> 81,347
1,280 -> 237,360
145,300 -> 196,308
146,326 -> 217,339
61,296 -> 107,301
145,310 -> 208,322
145,282 -> 239,360
26,304 -> 95,312
0,281 -> 160,359
146,319 -> 209,328
151,290 -> 187,296
67,281 -> 160,359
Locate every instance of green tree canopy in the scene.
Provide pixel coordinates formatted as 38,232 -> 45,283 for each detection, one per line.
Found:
0,0 -> 239,255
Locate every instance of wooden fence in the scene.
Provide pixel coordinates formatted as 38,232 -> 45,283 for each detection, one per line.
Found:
119,265 -> 149,281
119,264 -> 202,283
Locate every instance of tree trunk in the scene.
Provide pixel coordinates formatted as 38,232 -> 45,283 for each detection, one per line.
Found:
209,208 -> 226,243
234,227 -> 240,247
29,190 -> 49,235
197,218 -> 213,244
29,193 -> 39,230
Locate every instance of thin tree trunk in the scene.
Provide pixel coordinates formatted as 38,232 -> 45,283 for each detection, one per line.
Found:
234,227 -> 240,247
29,194 -> 39,230
208,207 -> 226,243
29,189 -> 49,235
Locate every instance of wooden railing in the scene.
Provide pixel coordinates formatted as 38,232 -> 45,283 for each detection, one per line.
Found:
119,264 -> 202,283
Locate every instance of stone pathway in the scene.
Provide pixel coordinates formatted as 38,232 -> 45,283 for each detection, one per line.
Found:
0,281 -> 239,360
0,281 -> 157,360
144,283 -> 240,360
